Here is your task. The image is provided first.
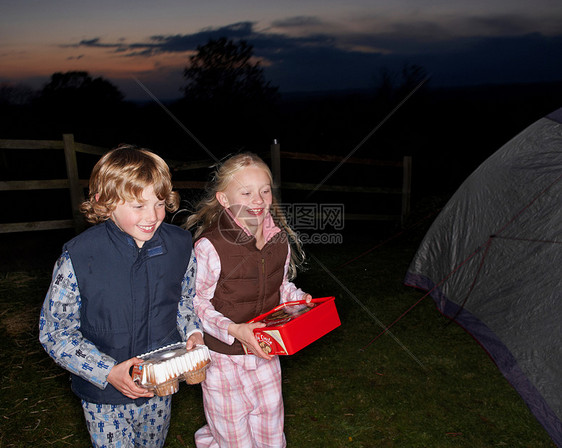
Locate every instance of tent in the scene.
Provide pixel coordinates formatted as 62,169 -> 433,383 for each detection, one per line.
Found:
404,108 -> 562,446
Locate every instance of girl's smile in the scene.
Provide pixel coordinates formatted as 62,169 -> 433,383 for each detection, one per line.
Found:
246,207 -> 265,216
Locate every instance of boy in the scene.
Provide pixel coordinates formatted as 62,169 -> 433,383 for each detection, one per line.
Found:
39,145 -> 203,447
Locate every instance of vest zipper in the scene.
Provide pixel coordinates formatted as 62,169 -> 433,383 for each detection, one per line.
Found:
130,245 -> 142,356
260,257 -> 266,314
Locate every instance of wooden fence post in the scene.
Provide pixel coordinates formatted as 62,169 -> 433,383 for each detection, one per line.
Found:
270,139 -> 282,201
63,134 -> 86,233
401,155 -> 412,226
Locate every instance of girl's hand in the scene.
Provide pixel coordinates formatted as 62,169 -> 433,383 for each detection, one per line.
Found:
185,332 -> 205,350
303,293 -> 314,307
107,358 -> 154,399
228,322 -> 273,360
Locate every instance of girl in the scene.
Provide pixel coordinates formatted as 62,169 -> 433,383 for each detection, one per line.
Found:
185,152 -> 312,447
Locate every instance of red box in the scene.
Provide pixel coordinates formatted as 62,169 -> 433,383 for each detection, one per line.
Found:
243,296 -> 341,355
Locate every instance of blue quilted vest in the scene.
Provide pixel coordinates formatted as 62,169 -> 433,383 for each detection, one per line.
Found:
64,219 -> 192,404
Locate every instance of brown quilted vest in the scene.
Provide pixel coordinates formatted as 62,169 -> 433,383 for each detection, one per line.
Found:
200,211 -> 288,355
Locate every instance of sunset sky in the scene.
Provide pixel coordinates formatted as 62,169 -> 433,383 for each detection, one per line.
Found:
2,0 -> 562,101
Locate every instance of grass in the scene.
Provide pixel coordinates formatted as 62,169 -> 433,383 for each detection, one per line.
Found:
0,224 -> 556,448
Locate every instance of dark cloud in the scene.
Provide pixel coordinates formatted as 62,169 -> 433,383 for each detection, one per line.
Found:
65,21 -> 336,56
147,21 -> 258,54
260,29 -> 562,91
67,22 -> 261,56
424,33 -> 562,86
64,37 -> 125,50
64,18 -> 562,95
464,15 -> 535,35
271,16 -> 323,28
458,13 -> 562,36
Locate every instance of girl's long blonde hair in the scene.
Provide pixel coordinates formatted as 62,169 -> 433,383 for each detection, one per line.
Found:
184,152 -> 305,279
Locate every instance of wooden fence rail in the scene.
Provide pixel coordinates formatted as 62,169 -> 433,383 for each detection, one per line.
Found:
0,135 -> 107,234
268,148 -> 412,226
0,136 -> 411,234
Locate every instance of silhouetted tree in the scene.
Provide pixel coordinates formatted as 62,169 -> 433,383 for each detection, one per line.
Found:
179,38 -> 280,151
35,71 -> 127,143
0,83 -> 36,106
183,38 -> 278,106
374,63 -> 429,107
40,71 -> 123,104
0,83 -> 39,138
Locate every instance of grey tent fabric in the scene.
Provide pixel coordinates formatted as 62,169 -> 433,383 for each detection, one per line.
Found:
404,108 -> 562,446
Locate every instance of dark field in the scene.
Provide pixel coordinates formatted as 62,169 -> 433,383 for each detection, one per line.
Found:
0,221 -> 555,447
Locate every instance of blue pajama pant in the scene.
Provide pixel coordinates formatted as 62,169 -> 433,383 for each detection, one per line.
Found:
82,396 -> 172,447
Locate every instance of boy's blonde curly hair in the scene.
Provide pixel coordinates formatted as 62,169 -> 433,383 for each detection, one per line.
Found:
80,144 -> 179,224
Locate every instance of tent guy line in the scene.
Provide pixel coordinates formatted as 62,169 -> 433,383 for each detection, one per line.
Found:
308,251 -> 425,369
490,172 -> 562,237
363,164 -> 561,351
363,240 -> 485,351
494,235 -> 562,244
404,108 -> 562,446
447,237 -> 492,324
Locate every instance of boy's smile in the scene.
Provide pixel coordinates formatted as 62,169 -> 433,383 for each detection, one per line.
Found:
110,185 -> 166,247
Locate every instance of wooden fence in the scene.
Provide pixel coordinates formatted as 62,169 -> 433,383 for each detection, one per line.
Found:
267,142 -> 412,226
0,136 -> 411,234
0,135 -> 106,234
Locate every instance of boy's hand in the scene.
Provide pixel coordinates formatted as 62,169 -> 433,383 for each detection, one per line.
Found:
185,332 -> 205,350
107,358 -> 154,399
228,322 -> 272,360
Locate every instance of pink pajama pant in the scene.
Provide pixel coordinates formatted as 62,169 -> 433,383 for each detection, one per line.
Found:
195,352 -> 286,448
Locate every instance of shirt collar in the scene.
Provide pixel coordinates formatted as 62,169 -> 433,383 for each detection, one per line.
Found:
225,208 -> 281,242
105,218 -> 165,254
